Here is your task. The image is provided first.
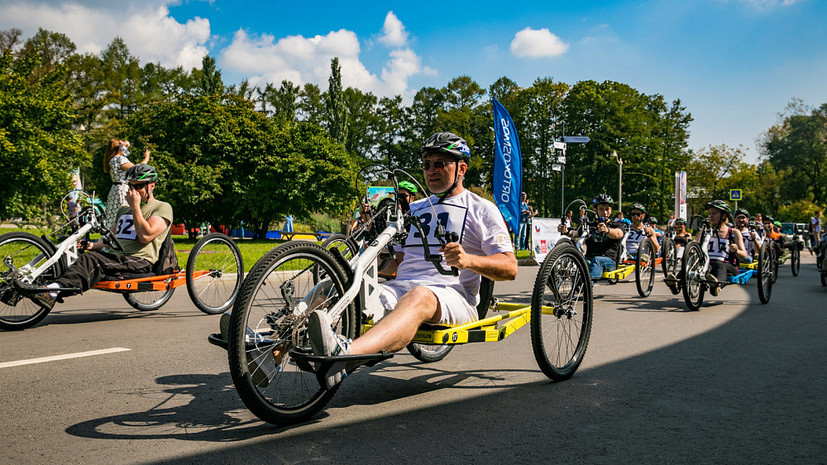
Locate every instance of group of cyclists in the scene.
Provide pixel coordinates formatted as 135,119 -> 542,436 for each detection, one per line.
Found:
5,128 -> 822,428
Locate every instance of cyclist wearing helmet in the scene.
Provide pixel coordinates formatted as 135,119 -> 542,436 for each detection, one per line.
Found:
646,216 -> 663,244
672,217 -> 692,247
700,200 -> 747,296
763,217 -> 781,241
734,209 -> 762,261
626,203 -> 659,258
558,194 -> 627,279
306,132 -> 518,388
16,164 -> 173,310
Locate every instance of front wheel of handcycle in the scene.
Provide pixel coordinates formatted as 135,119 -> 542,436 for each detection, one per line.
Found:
530,241 -> 593,381
660,237 -> 678,277
0,232 -> 65,330
634,240 -> 656,298
186,233 -> 244,314
680,241 -> 705,311
790,245 -> 800,277
123,288 -> 175,311
406,343 -> 453,363
228,241 -> 356,426
757,242 -> 773,304
771,242 -> 780,283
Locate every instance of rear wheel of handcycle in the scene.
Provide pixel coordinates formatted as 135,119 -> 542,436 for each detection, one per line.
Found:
0,232 -> 65,330
123,288 -> 175,311
635,240 -> 656,298
228,241 -> 356,426
790,245 -> 800,277
320,234 -> 359,260
680,241 -> 705,311
186,233 -> 244,314
530,241 -> 593,381
660,237 -> 678,276
757,242 -> 773,304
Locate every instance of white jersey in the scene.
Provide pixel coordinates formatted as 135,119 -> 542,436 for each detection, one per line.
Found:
626,226 -> 647,255
397,190 -> 514,304
739,227 -> 762,256
811,216 -> 822,234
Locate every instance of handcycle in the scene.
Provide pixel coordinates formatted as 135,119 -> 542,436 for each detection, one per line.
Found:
664,218 -> 774,311
0,191 -> 244,330
768,229 -> 805,281
209,170 -> 594,426
567,200 -> 660,297
816,235 -> 827,287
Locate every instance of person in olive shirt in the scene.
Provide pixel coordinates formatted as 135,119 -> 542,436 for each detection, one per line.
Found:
558,194 -> 627,279
21,164 -> 172,310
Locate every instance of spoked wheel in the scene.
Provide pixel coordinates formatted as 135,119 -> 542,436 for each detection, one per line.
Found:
660,237 -> 677,276
530,242 -> 593,381
123,288 -> 175,311
757,242 -> 773,304
320,234 -> 359,260
635,240 -> 656,298
790,245 -> 800,277
680,241 -> 706,311
228,241 -> 356,426
0,232 -> 64,330
186,233 -> 244,314
407,343 -> 453,363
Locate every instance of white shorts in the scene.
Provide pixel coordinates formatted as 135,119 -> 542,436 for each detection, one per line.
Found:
377,280 -> 478,325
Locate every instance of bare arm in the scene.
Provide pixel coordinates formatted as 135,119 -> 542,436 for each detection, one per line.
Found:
442,243 -> 518,281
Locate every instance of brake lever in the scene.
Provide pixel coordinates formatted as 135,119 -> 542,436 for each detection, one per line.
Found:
433,225 -> 459,276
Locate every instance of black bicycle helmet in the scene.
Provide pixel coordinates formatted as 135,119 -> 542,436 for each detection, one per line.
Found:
675,217 -> 687,224
734,208 -> 750,218
706,199 -> 732,215
422,132 -> 471,161
593,193 -> 614,206
630,203 -> 646,214
648,217 -> 659,224
125,164 -> 159,183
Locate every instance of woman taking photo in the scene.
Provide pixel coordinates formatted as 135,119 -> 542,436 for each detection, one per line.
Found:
103,138 -> 150,226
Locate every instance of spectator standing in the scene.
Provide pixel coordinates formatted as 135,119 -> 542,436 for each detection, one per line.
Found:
809,211 -> 822,254
103,138 -> 150,227
518,192 -> 535,251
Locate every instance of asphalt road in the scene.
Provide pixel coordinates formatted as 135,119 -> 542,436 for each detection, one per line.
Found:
2,253 -> 825,464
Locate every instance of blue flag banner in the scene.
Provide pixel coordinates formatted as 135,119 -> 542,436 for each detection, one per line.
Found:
492,98 -> 522,235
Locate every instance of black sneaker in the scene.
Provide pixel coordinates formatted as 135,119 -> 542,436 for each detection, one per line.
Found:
12,281 -> 56,310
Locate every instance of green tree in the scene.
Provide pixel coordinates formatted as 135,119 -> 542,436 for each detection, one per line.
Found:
195,54 -> 223,96
761,102 -> 827,204
326,57 -> 347,144
686,144 -> 747,213
0,48 -> 87,220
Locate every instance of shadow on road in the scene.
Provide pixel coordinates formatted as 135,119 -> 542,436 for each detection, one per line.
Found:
65,264 -> 827,463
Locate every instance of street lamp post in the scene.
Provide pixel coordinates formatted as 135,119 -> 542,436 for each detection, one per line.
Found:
611,151 -> 623,212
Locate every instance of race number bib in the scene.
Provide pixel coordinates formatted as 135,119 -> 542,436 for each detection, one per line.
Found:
626,228 -> 645,253
114,214 -> 138,241
404,203 -> 468,248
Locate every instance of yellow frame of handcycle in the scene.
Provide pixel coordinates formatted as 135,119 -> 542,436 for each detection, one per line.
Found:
360,302 -> 553,345
600,263 -> 636,280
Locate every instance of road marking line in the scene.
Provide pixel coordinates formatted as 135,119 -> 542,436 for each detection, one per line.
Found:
0,347 -> 131,369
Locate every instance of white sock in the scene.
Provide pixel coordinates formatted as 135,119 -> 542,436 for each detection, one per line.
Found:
46,282 -> 60,299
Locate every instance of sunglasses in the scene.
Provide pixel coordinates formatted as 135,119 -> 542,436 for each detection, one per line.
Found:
422,160 -> 453,171
630,212 -> 643,216
129,182 -> 149,190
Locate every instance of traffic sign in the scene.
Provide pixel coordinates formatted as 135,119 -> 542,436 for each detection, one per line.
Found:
730,189 -> 742,201
562,136 -> 590,144
553,141 -> 566,150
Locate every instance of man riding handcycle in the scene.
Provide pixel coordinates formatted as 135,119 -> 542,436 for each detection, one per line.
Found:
0,165 -> 243,330
210,132 -> 595,425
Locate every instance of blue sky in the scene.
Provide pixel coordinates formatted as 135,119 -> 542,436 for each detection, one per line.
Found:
2,0 -> 825,161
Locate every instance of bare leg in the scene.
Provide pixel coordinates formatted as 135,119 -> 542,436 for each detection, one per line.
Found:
350,286 -> 441,354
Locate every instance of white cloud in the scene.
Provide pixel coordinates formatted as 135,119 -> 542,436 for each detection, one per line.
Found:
378,11 -> 408,47
0,1 -> 211,69
220,24 -> 431,98
510,27 -> 569,58
733,0 -> 805,8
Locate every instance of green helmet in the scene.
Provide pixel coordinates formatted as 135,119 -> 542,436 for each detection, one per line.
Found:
398,181 -> 418,194
774,220 -> 782,227
734,209 -> 749,219
125,164 -> 159,183
630,203 -> 646,214
706,199 -> 732,215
